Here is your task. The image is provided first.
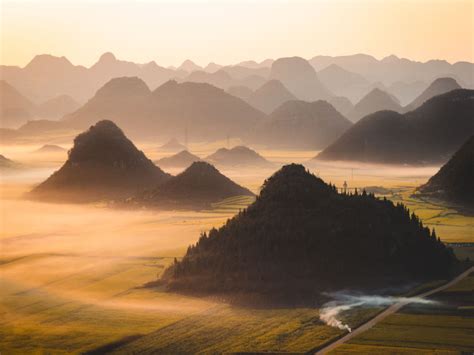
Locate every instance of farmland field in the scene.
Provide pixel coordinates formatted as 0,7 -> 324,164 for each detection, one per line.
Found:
330,272 -> 474,353
1,147 -> 473,353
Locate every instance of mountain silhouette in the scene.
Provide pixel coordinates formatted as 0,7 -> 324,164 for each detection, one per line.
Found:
238,75 -> 267,91
29,120 -> 170,202
65,76 -> 151,131
65,78 -> 264,140
0,154 -> 20,169
184,69 -> 233,89
317,89 -> 474,164
245,80 -> 296,114
161,164 -> 457,302
317,64 -> 370,102
388,80 -> 427,106
0,53 -> 180,103
156,150 -> 201,169
204,62 -> 223,73
148,80 -> 264,140
404,77 -> 461,112
417,136 -> 474,207
251,100 -> 352,149
237,59 -> 274,69
309,54 -> 474,89
205,146 -> 273,168
269,57 -> 332,101
2,52 -> 471,106
133,161 -> 254,209
33,144 -> 66,154
0,80 -> 36,128
183,68 -> 267,91
178,60 -> 203,73
37,94 -> 80,119
88,52 -> 183,94
348,88 -> 402,122
221,65 -> 270,81
226,85 -> 254,100
158,138 -> 187,152
327,96 -> 354,116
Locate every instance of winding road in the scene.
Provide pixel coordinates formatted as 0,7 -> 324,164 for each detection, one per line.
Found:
315,266 -> 474,354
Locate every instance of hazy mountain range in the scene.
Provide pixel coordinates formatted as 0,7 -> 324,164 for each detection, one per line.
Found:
2,51 -> 472,109
317,89 -> 474,164
64,78 -> 264,140
309,54 -> 474,90
2,73 -> 468,158
0,80 -> 80,128
250,100 -> 352,149
1,52 -> 471,161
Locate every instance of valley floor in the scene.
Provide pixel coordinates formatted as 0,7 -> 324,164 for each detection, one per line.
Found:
1,146 -> 473,353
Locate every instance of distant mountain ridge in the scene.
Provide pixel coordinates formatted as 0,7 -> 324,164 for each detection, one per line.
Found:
205,146 -> 273,168
65,78 -> 265,140
269,57 -> 332,101
309,54 -> 474,89
348,88 -> 402,122
36,95 -> 80,119
404,77 -> 462,112
0,52 -> 275,104
317,64 -> 370,102
317,89 -> 474,164
2,51 -> 471,113
245,80 -> 296,114
0,154 -> 21,170
156,150 -> 202,170
133,161 -> 254,209
0,80 -> 36,128
251,100 -> 352,149
34,144 -> 66,154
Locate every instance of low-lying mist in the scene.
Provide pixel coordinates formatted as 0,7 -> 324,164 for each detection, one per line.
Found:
319,291 -> 437,332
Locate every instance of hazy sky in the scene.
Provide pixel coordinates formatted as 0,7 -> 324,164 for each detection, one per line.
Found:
1,0 -> 473,67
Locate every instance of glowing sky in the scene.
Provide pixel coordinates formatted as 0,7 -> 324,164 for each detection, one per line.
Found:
1,0 -> 473,67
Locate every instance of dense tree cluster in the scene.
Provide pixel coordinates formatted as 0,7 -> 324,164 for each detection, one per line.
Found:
163,164 -> 458,302
418,135 -> 474,208
30,120 -> 169,202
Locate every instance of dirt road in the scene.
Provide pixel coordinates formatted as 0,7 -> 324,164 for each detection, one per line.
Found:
315,266 -> 474,354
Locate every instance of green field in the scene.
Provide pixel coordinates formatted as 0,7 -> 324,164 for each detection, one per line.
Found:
331,273 -> 474,353
381,187 -> 474,243
209,195 -> 256,214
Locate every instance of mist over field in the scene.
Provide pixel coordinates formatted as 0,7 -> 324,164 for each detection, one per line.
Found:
1,0 -> 474,353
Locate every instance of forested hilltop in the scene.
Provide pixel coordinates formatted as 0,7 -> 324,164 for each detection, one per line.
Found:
418,135 -> 474,208
161,164 -> 458,303
30,120 -> 169,202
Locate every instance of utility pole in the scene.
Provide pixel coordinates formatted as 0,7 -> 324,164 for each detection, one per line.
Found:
184,126 -> 188,150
